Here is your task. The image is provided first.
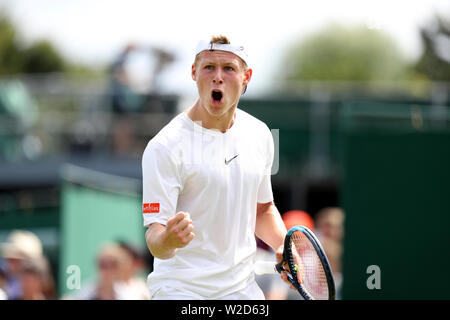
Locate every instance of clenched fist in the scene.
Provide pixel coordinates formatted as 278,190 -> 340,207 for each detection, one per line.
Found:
146,211 -> 196,259
164,211 -> 195,249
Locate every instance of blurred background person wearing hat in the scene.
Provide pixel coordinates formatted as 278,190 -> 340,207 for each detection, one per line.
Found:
0,230 -> 46,300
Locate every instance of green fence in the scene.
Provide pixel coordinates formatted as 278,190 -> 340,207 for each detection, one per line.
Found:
242,97 -> 450,299
339,101 -> 450,299
58,164 -> 145,297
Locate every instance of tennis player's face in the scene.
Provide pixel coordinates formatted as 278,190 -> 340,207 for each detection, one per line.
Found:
192,50 -> 251,117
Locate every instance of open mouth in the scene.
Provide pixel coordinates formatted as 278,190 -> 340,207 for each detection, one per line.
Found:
211,90 -> 223,104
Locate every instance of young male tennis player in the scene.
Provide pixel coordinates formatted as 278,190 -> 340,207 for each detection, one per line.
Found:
142,35 -> 289,299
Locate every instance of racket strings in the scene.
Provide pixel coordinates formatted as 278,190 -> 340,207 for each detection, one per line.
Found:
290,231 -> 329,300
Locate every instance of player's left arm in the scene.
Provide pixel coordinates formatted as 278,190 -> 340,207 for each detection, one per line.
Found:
254,128 -> 292,286
255,201 -> 286,252
256,201 -> 292,286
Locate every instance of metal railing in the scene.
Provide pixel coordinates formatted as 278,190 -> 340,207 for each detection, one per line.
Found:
0,73 -> 179,162
1,73 -> 449,164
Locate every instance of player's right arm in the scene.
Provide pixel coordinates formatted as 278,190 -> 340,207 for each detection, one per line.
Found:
145,212 -> 195,259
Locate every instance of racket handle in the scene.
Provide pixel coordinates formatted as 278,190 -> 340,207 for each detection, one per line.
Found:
255,261 -> 278,275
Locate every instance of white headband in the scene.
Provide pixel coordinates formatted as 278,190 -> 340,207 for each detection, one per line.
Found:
195,40 -> 249,66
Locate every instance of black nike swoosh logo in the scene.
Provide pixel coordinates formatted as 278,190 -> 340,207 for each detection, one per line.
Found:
225,154 -> 239,165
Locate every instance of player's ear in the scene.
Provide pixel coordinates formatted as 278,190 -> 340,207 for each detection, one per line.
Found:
191,64 -> 197,81
243,68 -> 252,86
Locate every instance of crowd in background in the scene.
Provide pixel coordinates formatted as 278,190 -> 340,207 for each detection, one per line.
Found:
1,206 -> 344,300
63,241 -> 150,300
0,230 -> 56,300
0,230 -> 151,300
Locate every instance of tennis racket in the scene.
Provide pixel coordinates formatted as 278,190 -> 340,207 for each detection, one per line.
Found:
255,225 -> 336,300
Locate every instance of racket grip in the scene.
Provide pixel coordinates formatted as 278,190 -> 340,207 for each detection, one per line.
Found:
255,261 -> 278,275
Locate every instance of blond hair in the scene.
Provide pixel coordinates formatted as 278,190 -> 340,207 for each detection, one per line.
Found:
210,35 -> 231,45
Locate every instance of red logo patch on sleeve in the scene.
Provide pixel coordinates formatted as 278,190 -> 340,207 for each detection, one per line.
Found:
143,203 -> 160,213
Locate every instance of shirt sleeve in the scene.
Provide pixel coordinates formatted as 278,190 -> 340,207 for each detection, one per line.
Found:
142,141 -> 182,227
257,127 -> 274,204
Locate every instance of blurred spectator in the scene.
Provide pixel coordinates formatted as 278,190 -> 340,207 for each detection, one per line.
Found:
18,256 -> 56,300
72,242 -> 149,300
315,207 -> 345,243
255,210 -> 315,300
72,243 -> 124,300
149,46 -> 175,93
109,43 -> 140,115
109,43 -> 140,156
0,230 -> 44,300
116,241 -> 150,300
315,207 -> 345,299
108,43 -> 176,156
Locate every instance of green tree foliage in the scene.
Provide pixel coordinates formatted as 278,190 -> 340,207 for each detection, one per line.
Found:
21,40 -> 66,74
283,23 -> 408,82
0,11 -> 22,74
0,10 -> 68,75
414,14 -> 450,81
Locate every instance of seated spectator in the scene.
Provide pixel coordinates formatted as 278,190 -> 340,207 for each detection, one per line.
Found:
117,241 -> 150,300
71,242 -> 149,300
315,207 -> 345,299
0,230 -> 44,300
18,256 -> 56,300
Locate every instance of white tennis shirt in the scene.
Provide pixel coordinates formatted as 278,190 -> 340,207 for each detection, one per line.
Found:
142,108 -> 274,299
